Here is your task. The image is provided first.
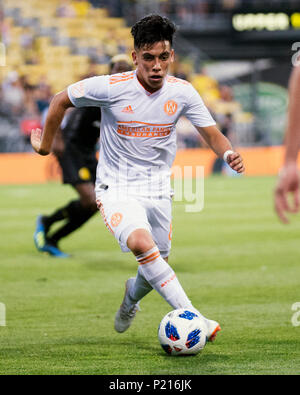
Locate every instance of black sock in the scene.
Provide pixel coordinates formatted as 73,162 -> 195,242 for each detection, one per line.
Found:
47,203 -> 97,245
42,200 -> 83,232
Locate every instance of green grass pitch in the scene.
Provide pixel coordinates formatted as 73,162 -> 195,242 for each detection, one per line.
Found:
0,176 -> 299,375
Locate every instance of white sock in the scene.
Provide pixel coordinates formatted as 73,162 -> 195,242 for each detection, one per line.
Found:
135,246 -> 193,309
129,268 -> 153,303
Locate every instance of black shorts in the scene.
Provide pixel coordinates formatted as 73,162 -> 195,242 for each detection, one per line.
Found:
57,144 -> 97,185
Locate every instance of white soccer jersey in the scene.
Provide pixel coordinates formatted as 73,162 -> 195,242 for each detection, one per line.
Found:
68,70 -> 215,198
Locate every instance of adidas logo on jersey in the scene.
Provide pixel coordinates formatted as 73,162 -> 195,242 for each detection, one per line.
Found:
121,105 -> 134,114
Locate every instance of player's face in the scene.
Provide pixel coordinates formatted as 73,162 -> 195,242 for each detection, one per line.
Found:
132,41 -> 174,93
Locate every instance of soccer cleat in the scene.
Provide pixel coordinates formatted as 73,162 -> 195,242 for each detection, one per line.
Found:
189,307 -> 221,342
42,242 -> 70,258
205,319 -> 221,342
34,215 -> 47,251
114,278 -> 140,333
34,216 -> 70,258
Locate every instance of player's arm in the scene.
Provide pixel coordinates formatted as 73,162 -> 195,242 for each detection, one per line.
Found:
274,66 -> 300,222
196,124 -> 245,173
283,65 -> 300,164
31,90 -> 73,156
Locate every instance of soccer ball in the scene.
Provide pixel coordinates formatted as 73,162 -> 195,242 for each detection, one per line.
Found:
158,308 -> 208,356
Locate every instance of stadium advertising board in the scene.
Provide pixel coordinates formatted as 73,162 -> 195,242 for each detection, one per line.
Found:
231,8 -> 300,42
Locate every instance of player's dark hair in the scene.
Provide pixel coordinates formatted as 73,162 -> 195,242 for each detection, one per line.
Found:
131,14 -> 177,49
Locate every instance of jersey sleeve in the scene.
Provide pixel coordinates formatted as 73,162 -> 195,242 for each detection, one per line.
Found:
67,75 -> 110,108
182,85 -> 216,127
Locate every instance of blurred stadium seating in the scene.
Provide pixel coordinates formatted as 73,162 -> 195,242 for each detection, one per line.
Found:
1,0 -> 133,91
0,0 -> 134,151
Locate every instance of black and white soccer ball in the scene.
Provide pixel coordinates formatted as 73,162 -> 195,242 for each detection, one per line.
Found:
158,308 -> 208,356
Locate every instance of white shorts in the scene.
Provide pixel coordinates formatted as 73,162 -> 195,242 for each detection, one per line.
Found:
96,188 -> 172,258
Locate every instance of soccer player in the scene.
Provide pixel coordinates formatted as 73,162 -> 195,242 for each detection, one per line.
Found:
274,64 -> 300,223
31,15 -> 244,340
33,55 -> 133,257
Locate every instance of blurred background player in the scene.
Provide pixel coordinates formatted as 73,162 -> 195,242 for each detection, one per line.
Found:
33,54 -> 133,257
274,64 -> 300,223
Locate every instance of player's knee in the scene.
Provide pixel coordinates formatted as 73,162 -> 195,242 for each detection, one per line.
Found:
127,229 -> 155,256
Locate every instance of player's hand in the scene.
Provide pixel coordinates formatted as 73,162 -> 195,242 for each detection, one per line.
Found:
30,128 -> 50,156
226,152 -> 245,173
274,162 -> 300,223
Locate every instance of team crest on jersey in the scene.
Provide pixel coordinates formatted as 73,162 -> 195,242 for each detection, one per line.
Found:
164,100 -> 178,116
111,212 -> 123,227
